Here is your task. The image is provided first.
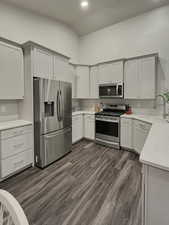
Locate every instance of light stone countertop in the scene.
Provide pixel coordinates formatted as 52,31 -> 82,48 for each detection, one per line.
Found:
72,111 -> 96,116
121,114 -> 169,172
0,120 -> 32,131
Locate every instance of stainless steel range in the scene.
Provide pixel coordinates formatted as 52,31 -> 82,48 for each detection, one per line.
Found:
95,104 -> 128,149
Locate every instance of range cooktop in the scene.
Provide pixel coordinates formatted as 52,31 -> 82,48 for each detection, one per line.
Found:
95,110 -> 125,117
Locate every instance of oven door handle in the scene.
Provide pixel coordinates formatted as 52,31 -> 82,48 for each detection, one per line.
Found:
116,84 -> 119,96
96,118 -> 119,123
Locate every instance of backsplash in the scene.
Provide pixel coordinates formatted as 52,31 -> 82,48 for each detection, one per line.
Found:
79,99 -> 165,116
72,99 -> 81,112
0,101 -> 19,122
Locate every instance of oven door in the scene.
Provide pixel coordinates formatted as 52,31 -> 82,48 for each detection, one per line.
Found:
95,117 -> 120,146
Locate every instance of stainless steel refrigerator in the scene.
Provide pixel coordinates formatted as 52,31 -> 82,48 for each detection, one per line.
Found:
33,77 -> 72,168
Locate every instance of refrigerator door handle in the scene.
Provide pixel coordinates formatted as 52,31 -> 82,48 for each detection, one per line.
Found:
45,128 -> 71,139
57,90 -> 60,121
60,90 -> 64,121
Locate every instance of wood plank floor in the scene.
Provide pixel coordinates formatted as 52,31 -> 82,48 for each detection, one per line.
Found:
0,140 -> 142,225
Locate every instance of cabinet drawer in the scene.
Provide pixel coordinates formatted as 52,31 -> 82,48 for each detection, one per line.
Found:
0,125 -> 32,140
72,115 -> 83,122
121,118 -> 133,125
1,150 -> 33,178
1,133 -> 33,159
84,114 -> 95,120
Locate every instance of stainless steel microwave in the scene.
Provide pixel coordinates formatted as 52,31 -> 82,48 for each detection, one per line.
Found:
99,82 -> 123,98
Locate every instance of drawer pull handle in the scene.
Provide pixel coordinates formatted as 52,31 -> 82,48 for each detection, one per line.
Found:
13,143 -> 24,148
13,160 -> 24,168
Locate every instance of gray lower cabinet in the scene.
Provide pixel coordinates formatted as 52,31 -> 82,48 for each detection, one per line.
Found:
72,115 -> 83,143
84,114 -> 95,140
0,125 -> 34,180
72,113 -> 95,143
142,165 -> 169,225
120,118 -> 151,154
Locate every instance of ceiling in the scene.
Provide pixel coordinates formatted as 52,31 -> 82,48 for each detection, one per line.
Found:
3,0 -> 169,36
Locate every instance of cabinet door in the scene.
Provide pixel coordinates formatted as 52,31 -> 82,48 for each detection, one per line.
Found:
84,115 -> 95,140
133,120 -> 151,154
124,59 -> 139,99
111,61 -> 124,83
53,55 -> 70,82
76,66 -> 90,99
98,63 -> 112,83
99,61 -> 123,84
72,115 -> 83,143
69,65 -> 77,98
33,47 -> 53,79
120,118 -> 133,149
90,66 -> 99,99
139,57 -> 156,99
145,166 -> 169,225
0,41 -> 24,99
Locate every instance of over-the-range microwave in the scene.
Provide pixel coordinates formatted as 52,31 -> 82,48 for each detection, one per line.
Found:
99,82 -> 124,98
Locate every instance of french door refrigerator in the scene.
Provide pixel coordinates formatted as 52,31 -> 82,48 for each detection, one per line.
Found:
33,77 -> 72,168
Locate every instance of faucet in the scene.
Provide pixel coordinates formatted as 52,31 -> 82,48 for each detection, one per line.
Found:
156,94 -> 168,119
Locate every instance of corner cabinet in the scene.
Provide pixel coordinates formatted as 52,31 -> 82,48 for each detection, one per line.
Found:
120,118 -> 133,150
142,165 -> 169,225
124,56 -> 156,99
72,113 -> 95,143
133,120 -> 151,154
120,117 -> 151,154
0,41 -> 24,99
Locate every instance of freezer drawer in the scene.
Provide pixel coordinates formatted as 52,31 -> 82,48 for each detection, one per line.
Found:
37,128 -> 72,168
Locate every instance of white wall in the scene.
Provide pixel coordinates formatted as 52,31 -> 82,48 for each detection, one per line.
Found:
79,5 -> 169,90
0,2 -> 80,121
0,2 -> 79,63
79,5 -> 169,115
79,5 -> 169,65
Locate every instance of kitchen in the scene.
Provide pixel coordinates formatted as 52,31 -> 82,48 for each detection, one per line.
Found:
0,0 -> 169,225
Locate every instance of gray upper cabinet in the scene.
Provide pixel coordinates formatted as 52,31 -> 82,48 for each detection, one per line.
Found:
0,41 -> 24,99
139,57 -> 156,99
76,65 -> 90,99
124,56 -> 156,99
69,64 -> 77,98
33,47 -> 53,79
32,46 -> 71,83
53,54 -> 70,82
98,61 -> 124,84
90,66 -> 99,99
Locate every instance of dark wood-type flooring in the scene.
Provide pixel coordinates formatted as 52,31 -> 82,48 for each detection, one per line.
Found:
0,140 -> 142,225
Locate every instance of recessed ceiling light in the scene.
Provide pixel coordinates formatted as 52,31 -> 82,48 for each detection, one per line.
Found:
80,0 -> 89,9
